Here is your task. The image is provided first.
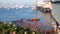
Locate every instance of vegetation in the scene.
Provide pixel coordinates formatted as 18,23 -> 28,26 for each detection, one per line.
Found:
0,22 -> 41,34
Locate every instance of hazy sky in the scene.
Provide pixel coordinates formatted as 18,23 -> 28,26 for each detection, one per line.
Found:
0,0 -> 50,7
0,0 -> 37,5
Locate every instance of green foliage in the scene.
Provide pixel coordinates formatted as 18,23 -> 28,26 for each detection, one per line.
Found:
0,22 -> 41,34
36,30 -> 41,34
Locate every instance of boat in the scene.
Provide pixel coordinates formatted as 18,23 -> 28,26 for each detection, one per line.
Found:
28,18 -> 40,21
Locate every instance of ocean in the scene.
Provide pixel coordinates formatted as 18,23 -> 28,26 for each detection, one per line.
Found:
0,7 -> 52,30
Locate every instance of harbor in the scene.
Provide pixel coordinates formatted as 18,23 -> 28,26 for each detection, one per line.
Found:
0,0 -> 60,34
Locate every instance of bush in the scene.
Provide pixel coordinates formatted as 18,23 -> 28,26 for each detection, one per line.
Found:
0,22 -> 41,34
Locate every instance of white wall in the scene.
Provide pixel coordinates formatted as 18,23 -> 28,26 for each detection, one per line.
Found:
52,0 -> 60,1
52,3 -> 60,24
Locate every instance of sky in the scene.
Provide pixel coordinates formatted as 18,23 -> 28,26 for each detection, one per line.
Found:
0,0 -> 50,7
0,0 -> 37,5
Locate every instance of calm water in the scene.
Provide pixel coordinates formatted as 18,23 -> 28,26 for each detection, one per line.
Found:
0,7 -> 52,30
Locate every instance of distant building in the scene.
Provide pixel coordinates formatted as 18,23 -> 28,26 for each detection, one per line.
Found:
36,0 -> 52,13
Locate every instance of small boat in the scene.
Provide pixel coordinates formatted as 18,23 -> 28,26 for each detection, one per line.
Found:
24,5 -> 29,8
19,5 -> 24,8
28,18 -> 40,21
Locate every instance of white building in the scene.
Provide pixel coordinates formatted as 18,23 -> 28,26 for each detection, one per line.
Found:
52,0 -> 60,34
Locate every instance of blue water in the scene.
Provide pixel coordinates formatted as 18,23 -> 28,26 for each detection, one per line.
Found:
0,8 -> 37,21
0,7 -> 52,30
